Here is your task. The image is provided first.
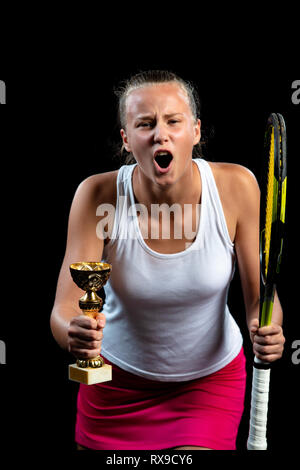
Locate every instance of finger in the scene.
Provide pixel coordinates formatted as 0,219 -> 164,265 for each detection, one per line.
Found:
254,334 -> 282,345
69,336 -> 102,350
70,348 -> 101,359
72,315 -> 98,329
95,312 -> 106,328
254,342 -> 283,355
68,325 -> 103,342
254,351 -> 282,363
258,324 -> 282,336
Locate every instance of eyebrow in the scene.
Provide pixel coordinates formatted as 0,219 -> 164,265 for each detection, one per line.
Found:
135,112 -> 184,120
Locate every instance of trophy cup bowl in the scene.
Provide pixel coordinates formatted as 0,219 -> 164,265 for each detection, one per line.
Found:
68,261 -> 112,385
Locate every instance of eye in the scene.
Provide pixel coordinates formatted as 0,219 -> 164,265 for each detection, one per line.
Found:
168,119 -> 180,125
137,122 -> 153,128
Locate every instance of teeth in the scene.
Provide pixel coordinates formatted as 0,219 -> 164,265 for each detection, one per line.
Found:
156,151 -> 171,157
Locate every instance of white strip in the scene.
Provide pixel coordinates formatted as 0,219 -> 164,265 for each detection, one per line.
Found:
247,360 -> 271,450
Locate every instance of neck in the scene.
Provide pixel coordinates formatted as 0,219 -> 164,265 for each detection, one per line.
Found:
132,159 -> 201,208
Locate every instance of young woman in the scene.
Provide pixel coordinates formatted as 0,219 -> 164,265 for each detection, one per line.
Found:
50,71 -> 285,450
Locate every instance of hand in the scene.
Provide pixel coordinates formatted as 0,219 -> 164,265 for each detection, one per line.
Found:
249,319 -> 285,363
67,312 -> 106,360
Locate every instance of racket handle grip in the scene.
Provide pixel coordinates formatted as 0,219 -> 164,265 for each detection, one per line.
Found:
247,358 -> 271,450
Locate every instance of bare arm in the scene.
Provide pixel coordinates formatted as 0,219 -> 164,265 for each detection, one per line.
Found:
50,172 -> 115,356
234,166 -> 261,329
234,166 -> 285,362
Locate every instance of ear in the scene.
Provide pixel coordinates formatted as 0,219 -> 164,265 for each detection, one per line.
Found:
120,129 -> 131,152
193,119 -> 201,145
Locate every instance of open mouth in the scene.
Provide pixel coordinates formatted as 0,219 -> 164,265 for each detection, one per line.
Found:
154,151 -> 173,169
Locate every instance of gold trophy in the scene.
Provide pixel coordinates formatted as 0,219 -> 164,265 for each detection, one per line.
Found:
68,262 -> 112,385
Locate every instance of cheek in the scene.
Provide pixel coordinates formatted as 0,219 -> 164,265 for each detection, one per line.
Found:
130,134 -> 153,160
175,127 -> 196,150
137,133 -> 151,147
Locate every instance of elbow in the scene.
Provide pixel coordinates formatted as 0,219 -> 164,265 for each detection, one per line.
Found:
49,305 -> 69,351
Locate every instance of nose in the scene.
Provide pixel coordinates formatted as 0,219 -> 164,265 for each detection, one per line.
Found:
153,122 -> 169,143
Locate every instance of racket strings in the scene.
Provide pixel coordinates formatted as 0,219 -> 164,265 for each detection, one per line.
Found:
264,127 -> 275,279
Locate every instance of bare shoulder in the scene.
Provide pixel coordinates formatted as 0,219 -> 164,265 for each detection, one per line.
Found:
208,161 -> 260,200
74,169 -> 119,208
65,169 -> 119,250
206,161 -> 260,240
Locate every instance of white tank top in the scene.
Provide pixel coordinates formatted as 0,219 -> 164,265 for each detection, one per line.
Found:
101,158 -> 243,381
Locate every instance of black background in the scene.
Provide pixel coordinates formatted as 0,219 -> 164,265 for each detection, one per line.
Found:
0,61 -> 299,456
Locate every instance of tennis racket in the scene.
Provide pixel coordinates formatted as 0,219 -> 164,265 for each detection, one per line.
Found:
247,113 -> 287,450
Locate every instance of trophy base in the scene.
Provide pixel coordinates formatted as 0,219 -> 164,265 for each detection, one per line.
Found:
69,363 -> 112,385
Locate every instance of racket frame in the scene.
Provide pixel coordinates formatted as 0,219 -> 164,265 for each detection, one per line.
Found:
259,113 -> 286,327
247,113 -> 287,451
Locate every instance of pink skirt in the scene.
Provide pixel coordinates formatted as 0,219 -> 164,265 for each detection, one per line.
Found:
75,348 -> 246,450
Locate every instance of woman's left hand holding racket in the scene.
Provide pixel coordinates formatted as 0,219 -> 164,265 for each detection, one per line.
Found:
249,318 -> 285,363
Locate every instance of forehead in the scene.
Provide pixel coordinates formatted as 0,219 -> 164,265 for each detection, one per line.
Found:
125,82 -> 190,118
